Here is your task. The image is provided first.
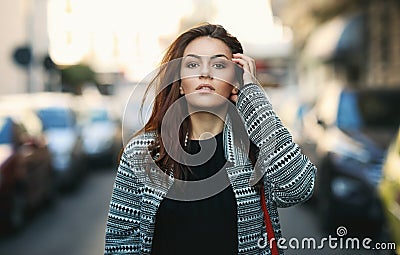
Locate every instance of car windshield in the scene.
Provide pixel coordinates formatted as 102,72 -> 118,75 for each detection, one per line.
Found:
0,117 -> 13,144
337,90 -> 400,129
88,109 -> 109,123
37,108 -> 75,130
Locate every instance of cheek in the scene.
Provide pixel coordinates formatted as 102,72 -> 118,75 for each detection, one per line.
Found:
216,82 -> 234,98
213,70 -> 236,97
180,77 -> 197,92
213,67 -> 237,85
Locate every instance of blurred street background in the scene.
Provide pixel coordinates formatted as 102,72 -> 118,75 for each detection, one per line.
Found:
0,0 -> 399,254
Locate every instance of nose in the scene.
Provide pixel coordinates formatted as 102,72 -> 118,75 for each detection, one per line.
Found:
200,65 -> 212,79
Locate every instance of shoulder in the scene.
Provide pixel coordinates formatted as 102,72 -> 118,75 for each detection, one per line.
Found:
118,131 -> 158,180
123,130 -> 157,158
120,131 -> 170,185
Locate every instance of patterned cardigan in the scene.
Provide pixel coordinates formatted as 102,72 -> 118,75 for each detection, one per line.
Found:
104,83 -> 317,255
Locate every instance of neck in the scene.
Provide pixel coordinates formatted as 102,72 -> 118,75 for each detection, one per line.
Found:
188,111 -> 226,140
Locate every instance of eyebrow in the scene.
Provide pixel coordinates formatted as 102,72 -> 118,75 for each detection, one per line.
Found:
184,54 -> 229,60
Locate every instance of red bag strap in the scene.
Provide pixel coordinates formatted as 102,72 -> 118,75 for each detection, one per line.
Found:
260,185 -> 279,255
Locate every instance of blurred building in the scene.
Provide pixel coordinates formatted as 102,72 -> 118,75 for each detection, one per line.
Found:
272,0 -> 400,103
366,0 -> 400,87
0,0 -> 49,94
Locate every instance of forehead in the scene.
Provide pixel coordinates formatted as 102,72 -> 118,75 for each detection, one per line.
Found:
183,36 -> 232,58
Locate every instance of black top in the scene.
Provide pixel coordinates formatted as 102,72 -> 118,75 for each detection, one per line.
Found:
151,132 -> 238,255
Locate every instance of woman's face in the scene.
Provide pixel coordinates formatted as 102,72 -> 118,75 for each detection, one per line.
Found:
180,36 -> 237,110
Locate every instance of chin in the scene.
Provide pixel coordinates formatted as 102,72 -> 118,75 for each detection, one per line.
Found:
186,99 -> 229,113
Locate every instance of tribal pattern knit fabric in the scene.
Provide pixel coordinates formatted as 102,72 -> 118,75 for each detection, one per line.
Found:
104,83 -> 317,255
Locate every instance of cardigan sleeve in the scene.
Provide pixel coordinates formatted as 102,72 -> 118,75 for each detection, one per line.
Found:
104,147 -> 143,254
236,83 -> 316,208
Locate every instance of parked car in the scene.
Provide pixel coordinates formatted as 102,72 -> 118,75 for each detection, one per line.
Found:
80,106 -> 122,168
0,107 -> 54,233
378,127 -> 400,254
35,105 -> 86,190
299,86 -> 400,231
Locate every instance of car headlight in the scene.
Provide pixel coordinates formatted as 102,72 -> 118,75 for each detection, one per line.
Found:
331,176 -> 366,204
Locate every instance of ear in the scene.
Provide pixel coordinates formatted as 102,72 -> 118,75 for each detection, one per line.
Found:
179,86 -> 185,95
231,84 -> 239,95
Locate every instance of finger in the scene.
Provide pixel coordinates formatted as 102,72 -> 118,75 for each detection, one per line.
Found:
233,53 -> 255,64
232,58 -> 254,78
232,58 -> 257,85
232,53 -> 255,64
233,53 -> 256,75
231,58 -> 251,72
233,53 -> 254,63
232,54 -> 256,73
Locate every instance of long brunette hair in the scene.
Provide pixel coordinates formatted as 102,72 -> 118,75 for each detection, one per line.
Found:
138,23 -> 257,180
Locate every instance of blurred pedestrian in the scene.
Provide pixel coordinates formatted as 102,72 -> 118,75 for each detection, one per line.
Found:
104,23 -> 316,255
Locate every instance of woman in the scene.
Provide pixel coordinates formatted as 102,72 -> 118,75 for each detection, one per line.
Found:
104,23 -> 316,255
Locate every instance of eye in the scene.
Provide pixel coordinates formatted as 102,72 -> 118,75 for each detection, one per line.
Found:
212,63 -> 226,69
186,62 -> 200,69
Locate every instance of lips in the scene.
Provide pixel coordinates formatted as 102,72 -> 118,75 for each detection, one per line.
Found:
196,84 -> 215,91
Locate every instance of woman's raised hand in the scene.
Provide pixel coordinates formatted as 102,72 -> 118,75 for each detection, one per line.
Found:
232,53 -> 257,86
230,53 -> 257,102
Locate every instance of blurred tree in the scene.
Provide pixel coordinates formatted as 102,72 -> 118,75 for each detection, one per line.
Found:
43,55 -> 56,71
12,45 -> 32,68
60,64 -> 96,95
